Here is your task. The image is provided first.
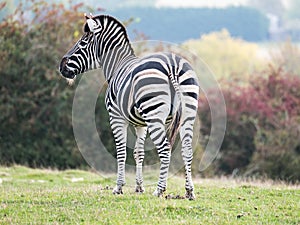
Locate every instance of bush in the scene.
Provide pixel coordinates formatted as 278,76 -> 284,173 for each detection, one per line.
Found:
0,1 -> 152,170
0,1 -> 89,168
270,40 -> 300,76
199,67 -> 300,182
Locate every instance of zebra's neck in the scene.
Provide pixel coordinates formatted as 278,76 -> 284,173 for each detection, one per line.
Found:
97,16 -> 136,82
102,50 -> 136,83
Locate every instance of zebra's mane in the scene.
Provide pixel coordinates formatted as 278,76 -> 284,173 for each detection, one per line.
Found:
91,15 -> 135,55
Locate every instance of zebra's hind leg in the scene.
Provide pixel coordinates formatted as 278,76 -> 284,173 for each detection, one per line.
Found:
110,118 -> 128,195
180,119 -> 196,200
147,120 -> 171,197
134,126 -> 147,193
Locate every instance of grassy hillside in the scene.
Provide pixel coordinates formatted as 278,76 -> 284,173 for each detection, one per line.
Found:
0,166 -> 299,224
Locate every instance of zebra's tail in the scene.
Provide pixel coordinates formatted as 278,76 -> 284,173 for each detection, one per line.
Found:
168,74 -> 183,146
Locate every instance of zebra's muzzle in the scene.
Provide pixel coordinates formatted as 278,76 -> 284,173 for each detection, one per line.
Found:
61,68 -> 76,79
59,57 -> 76,79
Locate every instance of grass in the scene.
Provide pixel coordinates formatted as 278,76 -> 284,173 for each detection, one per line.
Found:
0,166 -> 299,224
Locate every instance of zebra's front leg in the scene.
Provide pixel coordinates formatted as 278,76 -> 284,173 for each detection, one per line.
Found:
134,127 -> 147,193
110,118 -> 128,195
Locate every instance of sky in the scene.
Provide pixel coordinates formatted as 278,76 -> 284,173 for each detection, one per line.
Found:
6,0 -> 290,12
99,0 -> 249,10
0,0 -> 252,21
155,0 -> 248,8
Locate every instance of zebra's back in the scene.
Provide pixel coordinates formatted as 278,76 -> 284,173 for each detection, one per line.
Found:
112,52 -> 199,127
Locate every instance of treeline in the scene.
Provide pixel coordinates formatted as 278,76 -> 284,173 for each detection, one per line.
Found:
108,6 -> 269,42
3,3 -> 270,43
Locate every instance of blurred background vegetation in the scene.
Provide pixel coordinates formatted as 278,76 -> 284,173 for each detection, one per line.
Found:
0,0 -> 300,183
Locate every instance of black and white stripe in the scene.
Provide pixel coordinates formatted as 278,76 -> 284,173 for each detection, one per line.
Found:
60,15 -> 199,200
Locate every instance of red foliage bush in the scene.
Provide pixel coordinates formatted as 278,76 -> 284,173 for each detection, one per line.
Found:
199,66 -> 300,182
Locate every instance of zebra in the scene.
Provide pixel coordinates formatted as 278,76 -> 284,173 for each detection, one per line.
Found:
59,14 -> 199,200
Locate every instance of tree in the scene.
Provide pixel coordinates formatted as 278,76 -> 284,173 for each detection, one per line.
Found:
0,1 -> 89,168
182,29 -> 264,81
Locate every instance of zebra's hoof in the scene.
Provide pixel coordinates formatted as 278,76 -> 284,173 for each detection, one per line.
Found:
185,189 -> 195,200
153,188 -> 164,197
112,186 -> 123,195
135,185 -> 145,193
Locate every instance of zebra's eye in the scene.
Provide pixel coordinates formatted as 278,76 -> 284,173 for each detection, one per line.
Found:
78,33 -> 94,48
79,38 -> 89,48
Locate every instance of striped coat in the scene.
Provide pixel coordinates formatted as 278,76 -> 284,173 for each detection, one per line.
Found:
60,15 -> 199,200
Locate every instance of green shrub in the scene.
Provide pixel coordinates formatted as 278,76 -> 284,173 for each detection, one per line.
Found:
0,1 -> 88,168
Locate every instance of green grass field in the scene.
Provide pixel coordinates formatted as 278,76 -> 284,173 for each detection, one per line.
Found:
0,166 -> 299,224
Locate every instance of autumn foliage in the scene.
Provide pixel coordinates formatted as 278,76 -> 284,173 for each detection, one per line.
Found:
199,67 -> 300,182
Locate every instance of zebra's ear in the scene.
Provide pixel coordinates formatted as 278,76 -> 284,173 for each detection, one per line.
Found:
83,13 -> 97,33
87,19 -> 97,32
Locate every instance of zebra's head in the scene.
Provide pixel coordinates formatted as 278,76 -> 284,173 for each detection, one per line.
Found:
59,14 -> 102,83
